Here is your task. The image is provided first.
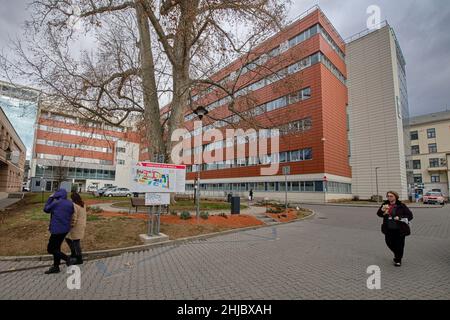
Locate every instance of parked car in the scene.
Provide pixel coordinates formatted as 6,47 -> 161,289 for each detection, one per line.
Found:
104,188 -> 132,197
423,192 -> 446,205
94,186 -> 117,197
87,185 -> 98,192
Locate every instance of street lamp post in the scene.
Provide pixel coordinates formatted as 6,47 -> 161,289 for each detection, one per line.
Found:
193,106 -> 209,219
375,167 -> 380,204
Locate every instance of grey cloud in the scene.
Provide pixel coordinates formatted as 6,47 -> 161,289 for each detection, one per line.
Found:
1,0 -> 450,116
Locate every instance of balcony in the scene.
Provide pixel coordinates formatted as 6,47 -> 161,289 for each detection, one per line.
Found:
428,166 -> 448,172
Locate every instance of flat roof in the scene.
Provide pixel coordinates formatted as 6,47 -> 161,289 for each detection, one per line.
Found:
409,110 -> 450,126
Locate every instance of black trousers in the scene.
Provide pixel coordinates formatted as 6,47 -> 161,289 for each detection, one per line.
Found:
385,230 -> 406,263
47,233 -> 69,267
65,239 -> 83,259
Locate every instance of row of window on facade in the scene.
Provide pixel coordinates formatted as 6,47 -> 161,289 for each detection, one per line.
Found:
190,22 -> 345,104
411,143 -> 438,155
409,158 -> 447,169
36,139 -> 113,154
185,181 -> 351,194
36,153 -> 114,166
41,112 -> 126,133
413,174 -> 444,184
185,148 -> 313,172
184,48 -> 346,123
410,128 -> 436,140
38,124 -> 120,142
35,166 -> 116,180
182,118 -> 312,157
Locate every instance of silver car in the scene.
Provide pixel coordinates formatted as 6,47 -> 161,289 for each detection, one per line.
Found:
103,187 -> 132,197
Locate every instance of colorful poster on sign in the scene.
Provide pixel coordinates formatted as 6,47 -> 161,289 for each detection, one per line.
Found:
131,162 -> 186,193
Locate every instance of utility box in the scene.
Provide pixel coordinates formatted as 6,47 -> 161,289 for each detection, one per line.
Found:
231,197 -> 240,215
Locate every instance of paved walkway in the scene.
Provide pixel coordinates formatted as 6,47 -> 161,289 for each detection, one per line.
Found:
1,205 -> 449,299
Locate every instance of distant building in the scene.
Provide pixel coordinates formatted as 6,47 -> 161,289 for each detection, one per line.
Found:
407,110 -> 450,198
0,106 -> 26,192
346,22 -> 410,200
30,103 -> 141,192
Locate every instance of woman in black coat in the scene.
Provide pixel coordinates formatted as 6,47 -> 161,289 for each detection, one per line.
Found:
377,191 -> 413,267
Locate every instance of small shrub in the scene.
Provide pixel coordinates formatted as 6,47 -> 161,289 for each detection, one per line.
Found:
267,207 -> 283,214
353,195 -> 360,201
200,211 -> 209,220
180,211 -> 191,220
88,206 -> 104,214
170,210 -> 178,216
218,213 -> 228,219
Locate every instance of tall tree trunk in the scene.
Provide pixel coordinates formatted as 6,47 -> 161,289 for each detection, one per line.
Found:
135,0 -> 165,160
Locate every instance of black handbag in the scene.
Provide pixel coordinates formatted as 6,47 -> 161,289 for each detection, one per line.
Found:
386,206 -> 399,230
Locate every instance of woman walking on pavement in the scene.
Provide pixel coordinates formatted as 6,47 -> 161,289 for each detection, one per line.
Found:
66,192 -> 87,265
44,189 -> 74,274
377,191 -> 413,267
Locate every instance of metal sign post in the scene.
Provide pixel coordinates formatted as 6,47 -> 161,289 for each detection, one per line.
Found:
282,166 -> 290,212
145,193 -> 170,237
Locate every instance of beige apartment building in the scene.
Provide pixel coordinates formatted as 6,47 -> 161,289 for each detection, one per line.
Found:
0,107 -> 26,192
346,22 -> 410,200
408,110 -> 450,198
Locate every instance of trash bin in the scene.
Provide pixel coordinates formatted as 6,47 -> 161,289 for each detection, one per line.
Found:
231,197 -> 240,215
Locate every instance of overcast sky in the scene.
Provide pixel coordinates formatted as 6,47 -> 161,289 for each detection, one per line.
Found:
1,0 -> 449,117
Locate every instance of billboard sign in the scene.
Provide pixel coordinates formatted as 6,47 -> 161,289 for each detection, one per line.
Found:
145,193 -> 171,206
130,162 -> 186,193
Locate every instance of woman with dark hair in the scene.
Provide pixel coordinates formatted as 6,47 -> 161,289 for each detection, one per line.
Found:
377,191 -> 413,267
66,192 -> 87,265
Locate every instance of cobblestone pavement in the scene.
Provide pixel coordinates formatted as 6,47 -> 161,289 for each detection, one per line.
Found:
1,205 -> 449,300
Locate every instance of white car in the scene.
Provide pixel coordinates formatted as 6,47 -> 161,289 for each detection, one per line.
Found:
103,188 -> 132,197
86,185 -> 98,192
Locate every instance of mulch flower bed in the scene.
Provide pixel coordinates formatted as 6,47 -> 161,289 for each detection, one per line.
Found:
95,211 -> 264,228
266,207 -> 309,222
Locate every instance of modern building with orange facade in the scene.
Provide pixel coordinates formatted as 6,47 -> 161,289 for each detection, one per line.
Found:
30,104 -> 141,192
140,6 -> 352,202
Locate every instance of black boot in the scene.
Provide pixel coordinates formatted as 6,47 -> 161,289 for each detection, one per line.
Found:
75,256 -> 83,265
45,266 -> 61,274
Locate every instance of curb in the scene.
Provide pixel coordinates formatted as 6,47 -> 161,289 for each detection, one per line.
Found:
0,210 -> 315,269
296,202 -> 441,209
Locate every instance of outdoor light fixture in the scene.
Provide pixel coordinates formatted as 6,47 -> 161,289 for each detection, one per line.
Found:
193,106 -> 208,120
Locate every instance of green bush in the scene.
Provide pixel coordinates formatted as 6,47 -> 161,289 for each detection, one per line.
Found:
180,211 -> 191,220
200,211 -> 209,220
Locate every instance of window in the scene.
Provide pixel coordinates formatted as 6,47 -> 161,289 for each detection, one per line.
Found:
410,131 -> 418,140
427,128 -> 436,139
429,158 -> 440,168
290,150 -> 301,162
411,145 -> 420,155
303,148 -> 312,160
413,160 -> 421,169
428,143 -> 437,153
301,87 -> 311,100
413,174 -> 423,183
431,175 -> 441,183
118,159 -> 125,165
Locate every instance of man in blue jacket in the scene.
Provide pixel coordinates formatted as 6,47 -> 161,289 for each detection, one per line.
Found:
43,188 -> 74,274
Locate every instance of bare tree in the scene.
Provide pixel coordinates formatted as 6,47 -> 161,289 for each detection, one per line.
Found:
1,0 -> 292,167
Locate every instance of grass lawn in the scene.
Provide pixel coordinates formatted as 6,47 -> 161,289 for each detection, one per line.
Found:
0,198 -> 255,256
